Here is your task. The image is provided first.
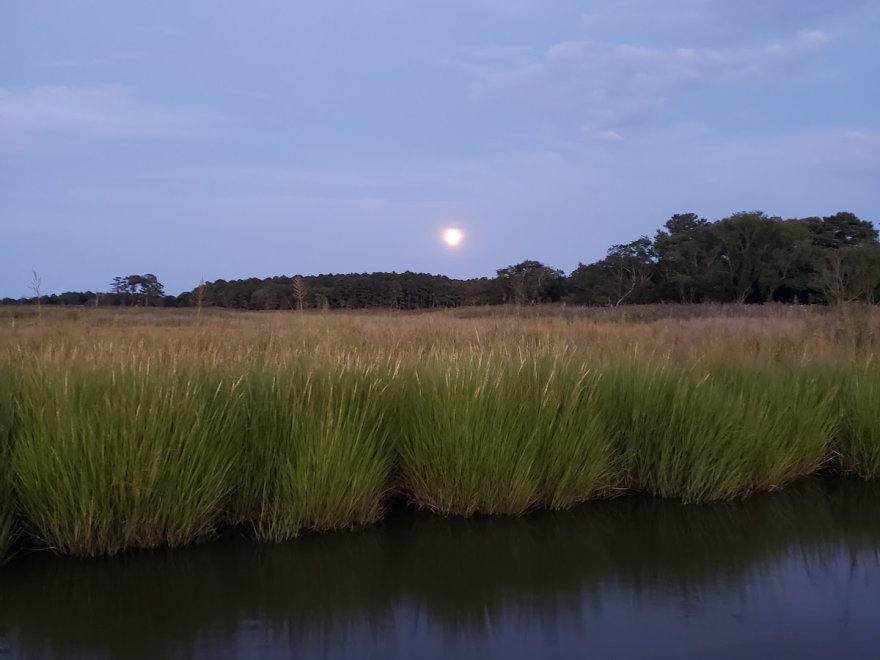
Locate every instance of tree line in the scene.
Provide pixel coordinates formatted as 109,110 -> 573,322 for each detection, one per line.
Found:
4,210 -> 878,310
570,210 -> 879,306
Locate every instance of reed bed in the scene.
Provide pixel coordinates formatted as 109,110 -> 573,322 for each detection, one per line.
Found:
0,305 -> 878,560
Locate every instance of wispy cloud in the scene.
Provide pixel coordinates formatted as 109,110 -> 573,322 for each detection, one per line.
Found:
50,51 -> 146,68
474,30 -> 830,142
578,0 -> 864,43
69,164 -> 464,209
0,85 -> 215,151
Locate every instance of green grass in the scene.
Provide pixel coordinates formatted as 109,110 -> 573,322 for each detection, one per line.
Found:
0,368 -> 17,564
236,363 -> 394,541
597,365 -> 836,501
12,367 -> 244,557
835,367 -> 880,478
396,357 -> 617,515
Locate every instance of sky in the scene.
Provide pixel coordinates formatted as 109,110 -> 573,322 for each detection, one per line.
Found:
2,0 -> 879,297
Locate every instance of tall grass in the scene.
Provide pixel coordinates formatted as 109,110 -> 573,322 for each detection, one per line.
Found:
835,368 -> 880,478
12,367 -> 244,557
598,366 -> 836,501
719,369 -> 837,489
0,368 -> 17,564
236,363 -> 394,541
0,306 -> 879,560
396,357 -> 616,515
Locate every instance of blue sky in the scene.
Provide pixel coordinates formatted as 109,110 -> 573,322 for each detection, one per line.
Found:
2,0 -> 878,296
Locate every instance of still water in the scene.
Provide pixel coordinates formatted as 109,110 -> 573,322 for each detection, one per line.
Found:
1,479 -> 879,659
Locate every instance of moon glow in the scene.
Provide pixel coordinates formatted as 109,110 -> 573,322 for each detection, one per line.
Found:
443,227 -> 464,248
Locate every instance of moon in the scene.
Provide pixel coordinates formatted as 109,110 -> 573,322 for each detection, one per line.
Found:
443,227 -> 464,248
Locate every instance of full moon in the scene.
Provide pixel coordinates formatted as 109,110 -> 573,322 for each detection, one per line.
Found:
443,227 -> 464,247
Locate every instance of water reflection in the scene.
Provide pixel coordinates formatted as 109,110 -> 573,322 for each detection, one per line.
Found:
1,479 -> 879,659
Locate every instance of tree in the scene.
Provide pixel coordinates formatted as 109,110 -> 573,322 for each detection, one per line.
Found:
604,237 -> 657,306
805,212 -> 878,249
109,274 -> 166,306
569,238 -> 656,306
110,277 -> 127,295
814,244 -> 880,304
708,211 -> 799,303
495,261 -> 565,304
762,220 -> 816,302
125,275 -> 142,305
249,286 -> 283,310
654,214 -> 715,302
314,293 -> 330,312
139,274 -> 165,307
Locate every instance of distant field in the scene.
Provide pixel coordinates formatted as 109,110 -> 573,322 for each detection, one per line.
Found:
1,304 -> 878,561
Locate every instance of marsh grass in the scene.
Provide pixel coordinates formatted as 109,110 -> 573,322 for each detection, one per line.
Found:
12,367 -> 244,557
396,357 -> 616,515
0,306 -> 878,560
237,364 -> 394,541
0,462 -> 14,564
0,368 -> 17,564
598,366 -> 837,501
720,369 -> 837,489
835,368 -> 880,478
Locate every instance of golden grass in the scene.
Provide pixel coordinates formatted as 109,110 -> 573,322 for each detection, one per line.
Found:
2,303 -> 876,370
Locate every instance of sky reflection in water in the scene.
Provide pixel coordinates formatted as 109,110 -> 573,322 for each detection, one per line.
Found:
1,479 -> 878,659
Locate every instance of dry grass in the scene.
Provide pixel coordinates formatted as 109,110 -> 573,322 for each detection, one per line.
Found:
1,303 -> 876,369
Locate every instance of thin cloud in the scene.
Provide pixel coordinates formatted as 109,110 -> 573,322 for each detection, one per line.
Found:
0,85 -> 215,151
50,51 -> 146,68
69,164 -> 464,208
488,31 -> 829,97
476,30 -> 830,141
579,0 -> 863,43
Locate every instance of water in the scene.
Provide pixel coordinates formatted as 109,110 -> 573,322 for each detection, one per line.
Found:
1,479 -> 879,659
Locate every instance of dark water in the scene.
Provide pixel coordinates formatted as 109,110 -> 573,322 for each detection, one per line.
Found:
1,479 -> 879,660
